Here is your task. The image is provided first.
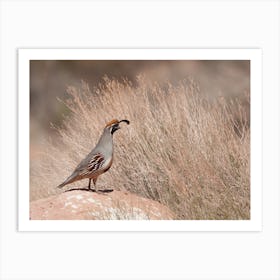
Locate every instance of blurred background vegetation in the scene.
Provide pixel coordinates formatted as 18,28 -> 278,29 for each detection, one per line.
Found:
30,60 -> 250,218
30,60 -> 250,147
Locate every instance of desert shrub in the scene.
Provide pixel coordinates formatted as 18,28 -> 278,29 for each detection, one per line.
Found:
30,76 -> 250,219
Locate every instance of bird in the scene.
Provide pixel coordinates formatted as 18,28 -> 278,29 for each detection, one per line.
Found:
57,119 -> 130,192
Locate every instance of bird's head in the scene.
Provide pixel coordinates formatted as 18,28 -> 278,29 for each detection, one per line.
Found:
105,119 -> 130,135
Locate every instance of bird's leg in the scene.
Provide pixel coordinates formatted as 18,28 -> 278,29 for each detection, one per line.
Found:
93,178 -> 99,193
88,179 -> 92,191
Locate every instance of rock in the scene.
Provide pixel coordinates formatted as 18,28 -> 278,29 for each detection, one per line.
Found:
30,190 -> 175,220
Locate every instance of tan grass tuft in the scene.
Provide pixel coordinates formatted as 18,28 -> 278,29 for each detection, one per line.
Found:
30,76 -> 250,220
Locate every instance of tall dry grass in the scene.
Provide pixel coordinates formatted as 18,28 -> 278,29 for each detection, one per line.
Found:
30,76 -> 250,219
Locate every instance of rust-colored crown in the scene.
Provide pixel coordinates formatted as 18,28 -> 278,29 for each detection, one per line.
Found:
105,119 -> 119,128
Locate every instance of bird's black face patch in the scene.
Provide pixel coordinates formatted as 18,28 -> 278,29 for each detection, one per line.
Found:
111,124 -> 120,134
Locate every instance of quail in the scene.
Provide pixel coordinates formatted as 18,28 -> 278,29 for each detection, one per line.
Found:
57,119 -> 130,192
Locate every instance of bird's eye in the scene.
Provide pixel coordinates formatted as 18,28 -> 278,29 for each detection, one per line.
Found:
111,124 -> 119,134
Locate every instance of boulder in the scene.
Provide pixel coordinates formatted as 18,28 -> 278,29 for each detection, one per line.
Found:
30,190 -> 175,220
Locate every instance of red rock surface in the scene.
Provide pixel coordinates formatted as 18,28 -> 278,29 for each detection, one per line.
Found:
30,190 -> 175,220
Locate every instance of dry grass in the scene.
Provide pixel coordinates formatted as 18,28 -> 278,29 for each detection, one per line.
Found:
30,76 -> 250,219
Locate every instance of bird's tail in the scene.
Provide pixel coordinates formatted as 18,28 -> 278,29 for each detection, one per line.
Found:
57,174 -> 77,189
57,181 -> 67,189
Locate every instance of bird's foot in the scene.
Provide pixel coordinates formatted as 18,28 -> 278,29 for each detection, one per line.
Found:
64,187 -> 92,192
94,189 -> 114,194
95,190 -> 107,195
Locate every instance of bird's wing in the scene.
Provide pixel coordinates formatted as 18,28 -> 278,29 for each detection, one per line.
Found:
78,152 -> 105,176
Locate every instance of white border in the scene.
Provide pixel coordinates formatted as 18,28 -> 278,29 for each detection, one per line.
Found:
18,49 -> 262,231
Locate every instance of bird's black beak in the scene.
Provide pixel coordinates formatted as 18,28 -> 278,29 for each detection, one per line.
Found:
111,120 -> 129,135
111,124 -> 120,134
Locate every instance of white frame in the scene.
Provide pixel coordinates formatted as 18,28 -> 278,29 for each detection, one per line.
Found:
19,48 -> 262,232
